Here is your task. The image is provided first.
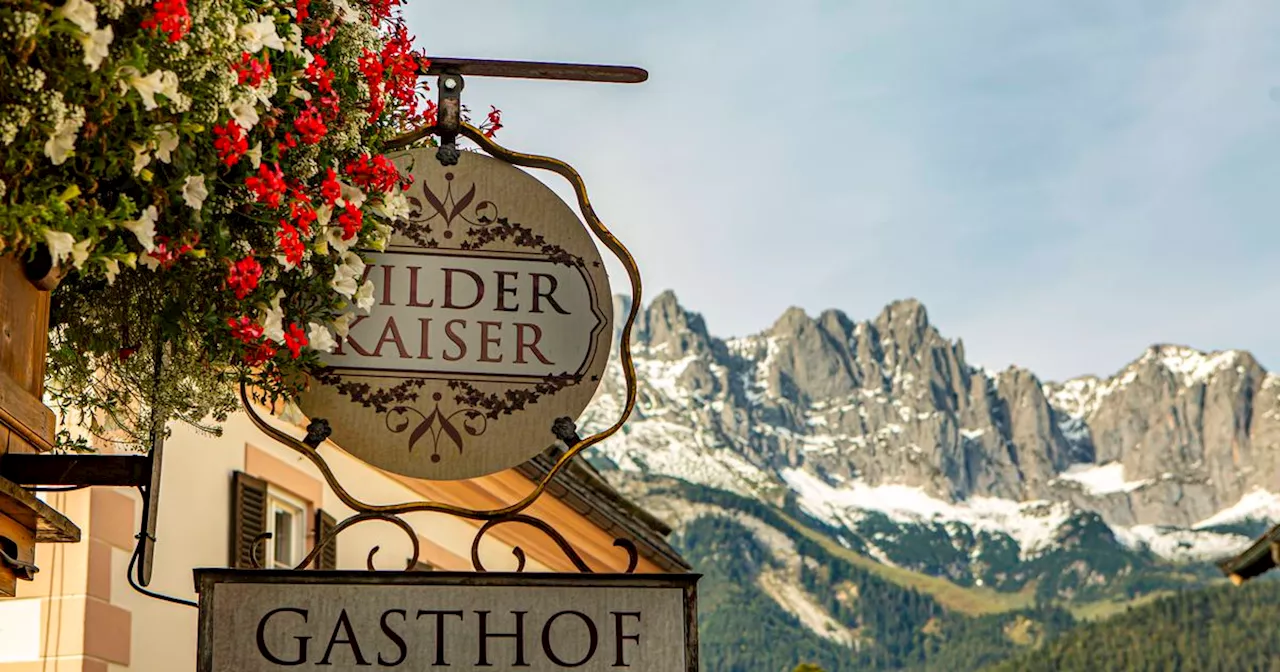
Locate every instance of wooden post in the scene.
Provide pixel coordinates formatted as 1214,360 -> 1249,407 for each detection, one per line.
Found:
0,255 -> 80,597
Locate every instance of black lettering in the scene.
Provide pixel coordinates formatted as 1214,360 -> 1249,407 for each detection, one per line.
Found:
256,607 -> 310,666
443,319 -> 467,361
514,323 -> 553,365
370,316 -> 410,358
318,609 -> 370,666
495,271 -> 520,311
612,612 -> 641,667
478,321 -> 503,363
416,610 -> 464,666
530,273 -> 570,315
542,610 -> 598,667
443,268 -> 485,309
378,609 -> 407,666
476,610 -> 529,667
407,266 -> 434,307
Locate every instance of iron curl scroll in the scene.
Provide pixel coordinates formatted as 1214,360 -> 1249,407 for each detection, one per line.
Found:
470,514 -> 640,574
238,120 -> 646,574
249,512 -> 423,571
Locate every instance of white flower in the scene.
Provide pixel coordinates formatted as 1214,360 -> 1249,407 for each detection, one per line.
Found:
124,69 -> 168,111
325,225 -> 355,253
154,126 -> 178,163
283,23 -> 305,57
331,313 -> 354,338
289,86 -> 312,102
227,99 -> 260,130
308,322 -> 338,353
158,70 -> 181,102
102,258 -> 120,285
130,142 -> 151,175
354,280 -> 376,313
331,0 -> 362,23
70,238 -> 93,269
77,25 -> 113,72
260,290 -> 286,343
245,141 -> 262,168
43,230 -> 75,266
121,205 -> 157,252
277,399 -> 305,425
372,190 -> 411,220
337,182 -> 366,209
43,116 -> 82,165
339,251 -> 366,279
238,17 -> 284,53
182,175 -> 207,210
55,0 -> 98,33
329,252 -> 364,298
368,222 -> 392,252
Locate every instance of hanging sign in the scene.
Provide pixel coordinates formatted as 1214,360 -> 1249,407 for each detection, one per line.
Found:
195,570 -> 698,672
298,148 -> 612,480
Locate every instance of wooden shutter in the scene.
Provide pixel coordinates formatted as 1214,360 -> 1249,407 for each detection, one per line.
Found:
229,471 -> 267,568
314,509 -> 337,570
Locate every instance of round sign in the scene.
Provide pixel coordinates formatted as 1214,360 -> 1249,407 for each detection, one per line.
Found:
298,148 -> 613,480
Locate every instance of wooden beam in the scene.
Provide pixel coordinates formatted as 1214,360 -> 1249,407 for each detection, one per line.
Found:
0,453 -> 150,487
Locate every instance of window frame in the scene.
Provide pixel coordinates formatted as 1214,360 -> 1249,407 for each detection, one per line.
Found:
265,488 -> 308,570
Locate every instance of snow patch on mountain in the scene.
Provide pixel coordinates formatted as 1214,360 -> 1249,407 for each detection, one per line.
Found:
1113,525 -> 1251,562
780,469 -> 1074,557
1055,463 -> 1152,496
1194,489 -> 1280,529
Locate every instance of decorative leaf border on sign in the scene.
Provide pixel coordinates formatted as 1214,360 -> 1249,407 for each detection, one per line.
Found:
310,170 -> 602,460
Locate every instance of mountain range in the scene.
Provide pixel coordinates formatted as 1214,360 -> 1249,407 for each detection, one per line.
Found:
577,292 -> 1280,670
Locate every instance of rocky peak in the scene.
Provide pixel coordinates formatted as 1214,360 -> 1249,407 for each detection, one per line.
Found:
636,290 -> 712,359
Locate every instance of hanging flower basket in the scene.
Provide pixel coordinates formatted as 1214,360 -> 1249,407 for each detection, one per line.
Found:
0,0 -> 499,451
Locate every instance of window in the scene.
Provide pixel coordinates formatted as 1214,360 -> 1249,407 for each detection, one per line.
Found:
266,490 -> 306,569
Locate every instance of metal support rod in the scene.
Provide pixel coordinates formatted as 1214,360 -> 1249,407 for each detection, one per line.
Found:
435,73 -> 463,166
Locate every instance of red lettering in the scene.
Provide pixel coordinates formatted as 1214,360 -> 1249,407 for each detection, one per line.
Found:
418,318 -> 433,360
380,265 -> 395,306
407,266 -> 434,307
515,323 -> 553,365
495,271 -> 520,312
443,319 -> 467,361
443,268 -> 484,310
370,316 -> 410,358
478,321 -> 503,363
531,273 -> 570,315
336,316 -> 372,356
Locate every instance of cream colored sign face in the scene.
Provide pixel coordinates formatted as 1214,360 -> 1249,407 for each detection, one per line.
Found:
298,148 -> 612,480
197,573 -> 698,672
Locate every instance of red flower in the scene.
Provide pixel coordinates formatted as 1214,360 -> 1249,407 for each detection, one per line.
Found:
320,168 -> 342,206
344,154 -> 403,193
338,202 -> 363,240
304,54 -> 335,94
226,255 -> 263,299
289,200 -> 317,236
304,20 -> 336,49
147,234 -> 198,269
141,0 -> 191,43
277,222 -> 305,265
367,0 -> 401,24
293,105 -> 327,145
246,163 -> 287,209
295,0 -> 310,21
227,316 -> 264,343
283,323 -> 308,359
244,341 -> 277,366
276,132 -> 297,157
483,106 -> 503,138
232,52 -> 272,87
213,120 -> 247,167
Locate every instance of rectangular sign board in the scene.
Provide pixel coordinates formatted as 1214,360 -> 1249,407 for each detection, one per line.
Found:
195,570 -> 698,671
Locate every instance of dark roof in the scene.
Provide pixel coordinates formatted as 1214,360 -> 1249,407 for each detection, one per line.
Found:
515,446 -> 690,573
1217,523 -> 1280,585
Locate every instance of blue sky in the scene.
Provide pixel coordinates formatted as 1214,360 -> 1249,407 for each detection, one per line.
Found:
404,1 -> 1280,381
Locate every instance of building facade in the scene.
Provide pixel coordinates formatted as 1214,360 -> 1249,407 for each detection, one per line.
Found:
0,408 -> 685,671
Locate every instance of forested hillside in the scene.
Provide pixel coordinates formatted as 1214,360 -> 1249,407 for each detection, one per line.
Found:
985,580 -> 1280,671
